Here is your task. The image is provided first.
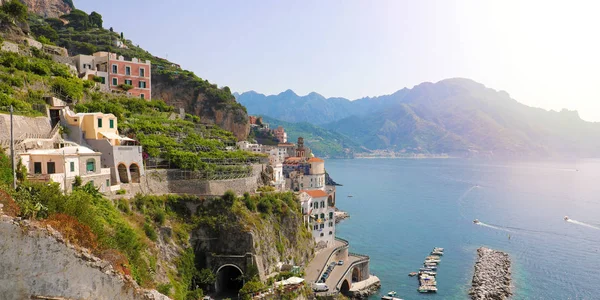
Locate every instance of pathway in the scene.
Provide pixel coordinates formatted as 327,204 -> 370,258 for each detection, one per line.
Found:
304,239 -> 346,282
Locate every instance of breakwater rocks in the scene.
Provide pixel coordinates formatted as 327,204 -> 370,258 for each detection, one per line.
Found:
334,210 -> 349,223
469,247 -> 512,300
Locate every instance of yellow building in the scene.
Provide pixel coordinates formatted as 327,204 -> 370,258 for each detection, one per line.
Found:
63,111 -> 122,145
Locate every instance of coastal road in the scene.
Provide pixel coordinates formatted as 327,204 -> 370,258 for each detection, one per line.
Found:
324,254 -> 363,290
304,239 -> 346,282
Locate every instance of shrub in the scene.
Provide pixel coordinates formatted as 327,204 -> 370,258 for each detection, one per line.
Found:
116,198 -> 130,213
154,210 -> 166,225
143,222 -> 158,241
44,213 -> 98,251
52,76 -> 84,101
156,283 -> 172,296
36,35 -> 55,45
116,189 -> 126,195
118,83 -> 133,91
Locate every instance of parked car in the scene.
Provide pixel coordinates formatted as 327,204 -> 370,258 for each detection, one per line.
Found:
338,260 -> 344,265
313,283 -> 329,292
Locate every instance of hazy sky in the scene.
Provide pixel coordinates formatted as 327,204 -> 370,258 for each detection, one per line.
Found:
77,0 -> 600,121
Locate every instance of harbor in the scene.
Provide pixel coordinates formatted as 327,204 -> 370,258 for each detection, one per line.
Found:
416,247 -> 444,293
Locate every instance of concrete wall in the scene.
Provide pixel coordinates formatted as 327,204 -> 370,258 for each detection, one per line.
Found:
0,216 -> 168,300
0,114 -> 51,141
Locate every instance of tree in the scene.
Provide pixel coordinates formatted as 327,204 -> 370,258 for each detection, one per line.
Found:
120,32 -> 124,40
89,11 -> 103,28
62,9 -> 90,30
0,150 -> 13,186
109,26 -> 113,32
197,268 -> 216,290
1,0 -> 28,23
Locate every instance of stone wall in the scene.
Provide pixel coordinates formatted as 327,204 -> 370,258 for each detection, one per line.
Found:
0,114 -> 51,141
0,214 -> 168,300
124,164 -> 265,197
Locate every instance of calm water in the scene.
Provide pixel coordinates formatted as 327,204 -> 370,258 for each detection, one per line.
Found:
327,158 -> 600,300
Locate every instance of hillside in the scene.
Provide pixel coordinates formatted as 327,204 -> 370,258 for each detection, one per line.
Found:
259,115 -> 365,158
241,79 -> 600,158
25,5 -> 249,139
0,0 -> 71,18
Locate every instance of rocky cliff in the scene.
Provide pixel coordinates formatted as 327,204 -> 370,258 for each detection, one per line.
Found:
0,212 -> 169,300
2,0 -> 72,18
152,71 -> 250,141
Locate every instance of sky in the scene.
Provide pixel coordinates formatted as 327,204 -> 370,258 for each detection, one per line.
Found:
77,0 -> 600,121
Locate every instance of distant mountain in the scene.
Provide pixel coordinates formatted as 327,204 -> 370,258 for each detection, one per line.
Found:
260,116 -> 365,158
236,89 -> 409,125
240,79 -> 600,157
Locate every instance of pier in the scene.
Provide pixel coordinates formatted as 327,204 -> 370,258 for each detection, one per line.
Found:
415,247 -> 444,293
469,247 -> 512,300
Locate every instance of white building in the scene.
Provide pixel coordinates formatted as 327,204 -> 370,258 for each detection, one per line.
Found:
299,189 -> 336,247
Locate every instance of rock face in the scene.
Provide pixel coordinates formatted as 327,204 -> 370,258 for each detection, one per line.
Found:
152,72 -> 250,141
0,214 -> 169,300
469,247 -> 512,300
1,0 -> 73,18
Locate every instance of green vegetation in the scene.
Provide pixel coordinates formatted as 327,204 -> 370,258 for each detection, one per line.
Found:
74,95 -> 262,176
0,0 -> 28,24
260,116 -> 364,158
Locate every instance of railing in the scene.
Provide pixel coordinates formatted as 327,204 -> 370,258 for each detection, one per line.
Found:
334,253 -> 370,290
315,237 -> 350,282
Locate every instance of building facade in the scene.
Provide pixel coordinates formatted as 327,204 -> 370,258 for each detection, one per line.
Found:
20,146 -> 111,193
72,52 -> 151,99
299,189 -> 336,246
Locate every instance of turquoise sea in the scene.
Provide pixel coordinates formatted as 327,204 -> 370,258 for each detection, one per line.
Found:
328,158 -> 600,300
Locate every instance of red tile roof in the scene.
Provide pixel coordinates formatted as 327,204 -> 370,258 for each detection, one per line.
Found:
307,157 -> 324,163
301,189 -> 328,198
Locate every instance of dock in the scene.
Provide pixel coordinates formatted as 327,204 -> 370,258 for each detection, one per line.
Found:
415,247 -> 444,293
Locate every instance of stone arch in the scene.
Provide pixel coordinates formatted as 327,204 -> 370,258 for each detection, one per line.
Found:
340,279 -> 351,295
215,264 -> 244,297
118,163 -> 129,183
352,267 -> 361,282
129,163 -> 140,183
328,195 -> 334,207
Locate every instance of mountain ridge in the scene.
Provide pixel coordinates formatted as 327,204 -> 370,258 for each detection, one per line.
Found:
237,78 -> 600,157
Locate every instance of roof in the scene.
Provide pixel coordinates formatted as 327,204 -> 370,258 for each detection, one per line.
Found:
26,146 -> 96,156
284,157 -> 305,164
307,157 -> 324,163
278,143 -> 295,147
274,277 -> 304,287
100,132 -> 126,140
300,189 -> 328,198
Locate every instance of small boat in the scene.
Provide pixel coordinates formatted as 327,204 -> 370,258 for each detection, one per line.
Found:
433,247 -> 444,251
386,291 -> 397,296
564,216 -> 569,221
347,195 -> 353,198
473,219 -> 480,224
408,272 -> 418,277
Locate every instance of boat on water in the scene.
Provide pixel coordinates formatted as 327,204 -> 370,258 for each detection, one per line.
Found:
347,195 -> 353,198
418,286 -> 438,293
431,251 -> 443,256
408,272 -> 418,277
386,291 -> 397,297
433,247 -> 444,252
473,219 -> 480,224
381,296 -> 404,300
564,216 -> 569,221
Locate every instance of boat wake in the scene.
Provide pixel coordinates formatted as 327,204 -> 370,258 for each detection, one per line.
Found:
567,219 -> 600,231
475,221 -> 512,233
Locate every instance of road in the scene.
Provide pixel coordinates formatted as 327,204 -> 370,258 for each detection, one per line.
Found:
324,255 -> 363,290
304,239 -> 346,282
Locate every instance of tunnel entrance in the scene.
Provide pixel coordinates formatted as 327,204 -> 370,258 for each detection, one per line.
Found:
215,265 -> 244,298
340,279 -> 351,295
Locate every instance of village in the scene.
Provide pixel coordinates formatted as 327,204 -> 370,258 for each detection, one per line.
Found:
0,42 -> 380,298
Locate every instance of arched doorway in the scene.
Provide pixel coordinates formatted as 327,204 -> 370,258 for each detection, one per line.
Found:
129,163 -> 140,183
215,264 -> 244,298
340,279 -> 350,295
118,163 -> 129,183
352,267 -> 361,282
328,195 -> 334,207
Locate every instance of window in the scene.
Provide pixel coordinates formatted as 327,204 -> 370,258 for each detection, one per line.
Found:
97,118 -> 102,128
109,119 -> 114,128
329,231 -> 333,235
320,233 -> 324,237
112,64 -> 118,73
140,68 -> 145,77
329,222 -> 333,227
99,77 -> 105,84
139,81 -> 146,88
329,212 -> 334,219
320,213 -> 325,219
34,162 -> 42,174
320,224 -> 324,229
47,162 -> 55,174
70,161 -> 75,172
125,66 -> 131,75
313,225 -> 318,230
106,179 -> 110,187
86,159 -> 96,172
321,201 -> 325,208
314,214 -> 318,221
124,79 -> 132,85
112,77 -> 118,86
140,93 -> 145,99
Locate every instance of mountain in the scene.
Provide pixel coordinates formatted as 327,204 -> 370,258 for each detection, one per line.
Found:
242,79 -> 600,157
260,116 -> 365,158
2,0 -> 72,18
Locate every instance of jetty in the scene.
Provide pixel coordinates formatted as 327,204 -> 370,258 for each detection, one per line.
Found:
415,247 -> 443,293
469,247 -> 512,300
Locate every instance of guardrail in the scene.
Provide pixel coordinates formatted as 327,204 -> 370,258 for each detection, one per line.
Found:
315,237 -> 350,282
333,254 -> 370,290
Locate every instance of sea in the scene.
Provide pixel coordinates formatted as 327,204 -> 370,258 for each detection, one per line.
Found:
327,158 -> 600,300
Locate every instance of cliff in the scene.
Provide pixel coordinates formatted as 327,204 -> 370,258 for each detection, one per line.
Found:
152,70 -> 250,141
0,213 -> 169,300
2,0 -> 72,18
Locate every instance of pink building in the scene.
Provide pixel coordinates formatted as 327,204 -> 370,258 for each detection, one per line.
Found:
273,126 -> 287,143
